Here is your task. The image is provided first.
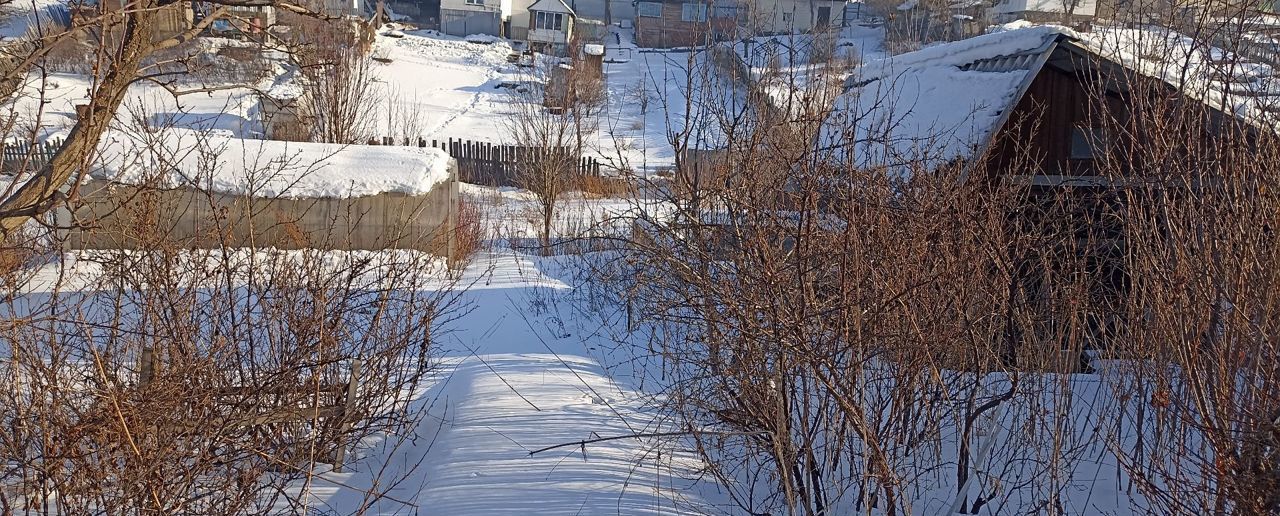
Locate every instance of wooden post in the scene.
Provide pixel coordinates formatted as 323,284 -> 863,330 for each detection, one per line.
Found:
139,346 -> 155,386
332,359 -> 362,473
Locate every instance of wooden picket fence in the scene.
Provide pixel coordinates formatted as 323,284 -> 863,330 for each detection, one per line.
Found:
137,347 -> 366,472
370,136 -> 601,187
1,138 -> 62,172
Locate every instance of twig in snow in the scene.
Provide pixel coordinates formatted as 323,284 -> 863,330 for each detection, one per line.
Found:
527,429 -> 768,457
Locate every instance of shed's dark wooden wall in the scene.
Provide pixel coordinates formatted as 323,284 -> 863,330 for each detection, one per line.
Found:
983,62 -> 1130,180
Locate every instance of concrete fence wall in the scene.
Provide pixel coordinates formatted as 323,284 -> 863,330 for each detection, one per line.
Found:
65,168 -> 461,261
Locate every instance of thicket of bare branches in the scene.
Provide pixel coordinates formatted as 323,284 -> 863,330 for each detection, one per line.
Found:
289,19 -> 381,144
0,0 -> 466,503
0,126 -> 468,512
566,3 -> 1280,515
505,55 -> 605,250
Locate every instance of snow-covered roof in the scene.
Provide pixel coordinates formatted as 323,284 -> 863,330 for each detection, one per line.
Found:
819,23 -> 1280,176
1074,25 -> 1280,130
90,131 -> 455,199
0,0 -> 69,41
527,0 -> 575,15
819,26 -> 1070,174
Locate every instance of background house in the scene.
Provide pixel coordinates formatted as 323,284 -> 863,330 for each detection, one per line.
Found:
634,0 -> 845,48
192,2 -> 276,36
526,0 -> 575,51
634,0 -> 739,47
85,0 -> 190,41
440,0 -> 508,36
385,0 -> 441,26
746,0 -> 844,34
514,0 -> 630,32
992,0 -> 1097,22
560,0 -> 635,23
885,0 -> 988,46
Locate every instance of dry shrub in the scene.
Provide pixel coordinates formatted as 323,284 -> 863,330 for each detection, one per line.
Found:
0,234 -> 33,279
216,45 -> 261,62
577,175 -> 631,197
1,166 -> 462,514
40,38 -> 96,75
882,37 -> 922,56
807,34 -> 836,65
452,197 -> 484,264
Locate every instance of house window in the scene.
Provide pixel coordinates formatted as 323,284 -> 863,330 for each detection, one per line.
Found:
535,11 -> 564,30
465,0 -> 483,5
781,11 -> 793,24
1070,126 -> 1109,159
713,0 -> 737,18
638,1 -> 662,17
681,2 -> 707,21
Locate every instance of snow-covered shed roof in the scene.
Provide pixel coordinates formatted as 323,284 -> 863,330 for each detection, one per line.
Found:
90,131 -> 455,199
818,24 -> 1280,176
818,26 -> 1071,174
528,0 -> 575,15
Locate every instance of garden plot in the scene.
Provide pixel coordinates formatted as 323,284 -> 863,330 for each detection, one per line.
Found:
369,30 -> 520,144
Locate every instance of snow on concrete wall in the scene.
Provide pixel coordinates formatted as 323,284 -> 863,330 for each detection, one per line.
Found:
90,131 -> 454,199
69,158 -> 460,256
70,131 -> 462,255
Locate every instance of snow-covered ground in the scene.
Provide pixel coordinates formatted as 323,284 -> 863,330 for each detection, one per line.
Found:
369,31 -> 517,144
0,0 -> 65,41
7,17 -> 1258,514
460,182 -> 673,242
370,26 -> 747,175
5,67 -> 265,142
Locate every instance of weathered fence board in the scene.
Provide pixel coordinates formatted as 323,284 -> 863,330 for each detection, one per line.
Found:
370,136 -> 601,187
137,348 -> 364,472
1,138 -> 62,172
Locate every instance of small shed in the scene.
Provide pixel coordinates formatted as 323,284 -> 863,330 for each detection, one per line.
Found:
581,43 -> 605,77
258,84 -> 309,141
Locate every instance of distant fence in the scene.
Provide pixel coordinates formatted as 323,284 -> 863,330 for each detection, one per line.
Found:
370,136 -> 601,187
1,138 -> 62,172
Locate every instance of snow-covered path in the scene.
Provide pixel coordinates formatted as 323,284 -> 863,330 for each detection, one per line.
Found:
288,251 -> 724,515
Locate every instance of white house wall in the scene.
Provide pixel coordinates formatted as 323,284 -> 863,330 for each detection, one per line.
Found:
994,0 -> 1096,16
747,0 -> 842,34
510,0 -> 536,39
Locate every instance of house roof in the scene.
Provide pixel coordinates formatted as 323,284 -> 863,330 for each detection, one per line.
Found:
818,26 -> 1068,175
817,24 -> 1280,177
528,0 -> 575,16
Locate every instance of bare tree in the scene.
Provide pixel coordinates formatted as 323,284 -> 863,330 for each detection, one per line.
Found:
505,59 -> 597,251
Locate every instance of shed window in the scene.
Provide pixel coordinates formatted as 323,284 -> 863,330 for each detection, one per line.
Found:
1070,126 -> 1109,159
535,11 -> 565,30
638,1 -> 662,16
681,2 -> 707,21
